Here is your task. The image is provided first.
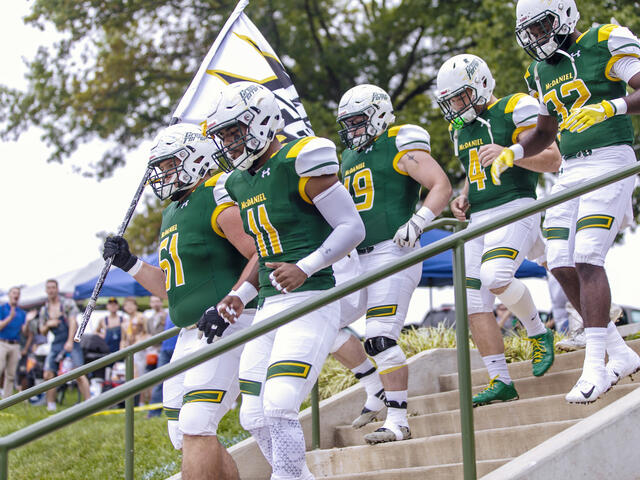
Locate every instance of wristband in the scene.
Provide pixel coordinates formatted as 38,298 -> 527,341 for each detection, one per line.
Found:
230,281 -> 258,306
415,206 -> 436,225
509,144 -> 524,161
128,257 -> 143,276
611,98 -> 628,115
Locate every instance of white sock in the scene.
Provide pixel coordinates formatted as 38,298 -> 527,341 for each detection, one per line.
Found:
605,321 -> 631,360
583,327 -> 607,381
47,402 -> 56,410
249,426 -> 273,467
269,417 -> 307,479
498,279 -> 546,337
382,390 -> 408,431
482,354 -> 512,384
352,359 -> 385,411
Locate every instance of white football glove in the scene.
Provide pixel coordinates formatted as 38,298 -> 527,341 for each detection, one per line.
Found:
393,207 -> 435,248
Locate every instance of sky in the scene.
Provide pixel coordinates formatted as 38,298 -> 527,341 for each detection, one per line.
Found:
2,3 -> 640,318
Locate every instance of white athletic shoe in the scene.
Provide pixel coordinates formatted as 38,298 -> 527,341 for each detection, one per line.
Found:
364,425 -> 411,444
352,406 -> 384,429
556,328 -> 586,352
606,349 -> 640,387
565,375 -> 611,404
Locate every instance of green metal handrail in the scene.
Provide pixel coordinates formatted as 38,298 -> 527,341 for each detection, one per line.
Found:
0,327 -> 180,411
1,162 -> 638,480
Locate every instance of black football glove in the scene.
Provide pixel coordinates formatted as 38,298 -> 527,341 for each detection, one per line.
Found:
103,236 -> 138,272
197,306 -> 229,344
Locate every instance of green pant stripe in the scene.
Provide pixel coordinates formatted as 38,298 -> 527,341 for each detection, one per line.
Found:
183,389 -> 226,404
366,304 -> 398,318
164,407 -> 180,420
576,215 -> 614,231
239,379 -> 262,396
266,361 -> 312,380
466,277 -> 481,290
543,227 -> 570,240
481,247 -> 518,263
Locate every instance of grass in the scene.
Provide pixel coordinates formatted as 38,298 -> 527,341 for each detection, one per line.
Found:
2,325 -> 563,479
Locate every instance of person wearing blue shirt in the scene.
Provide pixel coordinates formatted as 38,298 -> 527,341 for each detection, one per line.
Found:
0,287 -> 26,399
147,314 -> 177,418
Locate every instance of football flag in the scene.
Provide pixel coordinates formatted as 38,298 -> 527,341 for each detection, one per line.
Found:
171,0 -> 313,141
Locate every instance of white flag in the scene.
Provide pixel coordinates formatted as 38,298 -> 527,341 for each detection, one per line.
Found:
172,0 -> 313,141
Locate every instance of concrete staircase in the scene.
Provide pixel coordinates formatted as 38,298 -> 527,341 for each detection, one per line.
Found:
305,338 -> 640,479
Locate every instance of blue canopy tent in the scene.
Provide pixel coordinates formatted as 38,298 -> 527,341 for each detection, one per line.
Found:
419,228 -> 547,287
73,253 -> 158,299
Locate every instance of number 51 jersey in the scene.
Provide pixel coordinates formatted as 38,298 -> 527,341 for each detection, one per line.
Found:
453,93 -> 540,214
159,174 -> 251,328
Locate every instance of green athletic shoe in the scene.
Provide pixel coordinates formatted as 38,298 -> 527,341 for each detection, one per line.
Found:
473,377 -> 519,407
530,328 -> 555,377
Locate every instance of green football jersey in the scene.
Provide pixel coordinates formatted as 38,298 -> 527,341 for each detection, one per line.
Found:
340,124 -> 428,248
524,24 -> 637,157
215,136 -> 340,299
159,174 -> 250,328
453,94 -> 540,214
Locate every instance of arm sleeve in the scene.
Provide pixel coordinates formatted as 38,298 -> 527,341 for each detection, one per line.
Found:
610,56 -> 640,83
296,183 -> 366,277
394,124 -> 431,153
512,94 -> 540,128
294,137 -> 340,177
606,25 -> 640,81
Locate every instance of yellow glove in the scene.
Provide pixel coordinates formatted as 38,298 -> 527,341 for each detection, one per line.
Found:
561,99 -> 615,133
491,148 -> 514,186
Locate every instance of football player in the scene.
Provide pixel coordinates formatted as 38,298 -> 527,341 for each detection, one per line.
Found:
206,81 -> 365,480
490,0 -> 640,403
334,84 -> 452,444
103,123 -> 258,480
435,54 -> 561,406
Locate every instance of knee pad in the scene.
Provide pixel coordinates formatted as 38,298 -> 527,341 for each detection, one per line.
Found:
479,258 -> 515,292
330,328 -> 353,354
239,393 -> 267,431
546,239 -> 574,270
167,419 -> 183,450
365,337 -> 406,375
466,286 -> 493,315
179,402 -> 222,437
263,377 -> 303,421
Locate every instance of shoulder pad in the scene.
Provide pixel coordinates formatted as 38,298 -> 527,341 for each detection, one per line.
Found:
510,94 -> 539,128
293,137 -> 339,177
604,24 -> 640,56
392,124 -> 431,153
212,172 -> 234,205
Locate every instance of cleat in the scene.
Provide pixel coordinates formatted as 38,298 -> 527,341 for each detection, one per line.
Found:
352,407 -> 384,429
565,376 -> 611,404
473,377 -> 519,407
364,425 -> 411,445
606,349 -> 640,387
529,328 -> 555,376
556,328 -> 586,352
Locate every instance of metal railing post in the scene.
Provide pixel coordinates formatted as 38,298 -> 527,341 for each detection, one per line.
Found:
125,354 -> 134,480
453,233 -> 476,480
311,381 -> 320,449
0,446 -> 7,480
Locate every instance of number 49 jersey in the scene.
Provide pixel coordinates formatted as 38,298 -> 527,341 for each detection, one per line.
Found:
453,93 -> 540,214
215,136 -> 340,299
340,124 -> 428,249
159,174 -> 251,328
524,24 -> 637,157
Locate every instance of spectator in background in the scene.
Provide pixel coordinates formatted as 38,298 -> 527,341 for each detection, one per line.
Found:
96,297 -> 124,354
147,314 -> 177,418
39,279 -> 90,411
0,287 -> 26,398
146,296 -> 167,338
121,297 -> 150,404
495,304 -> 519,335
547,274 -> 569,334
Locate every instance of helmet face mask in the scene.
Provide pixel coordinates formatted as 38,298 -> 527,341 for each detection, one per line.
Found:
148,124 -> 217,201
205,82 -> 284,172
337,85 -> 395,150
435,54 -> 495,129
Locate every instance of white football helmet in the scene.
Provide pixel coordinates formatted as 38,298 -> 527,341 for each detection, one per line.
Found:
337,84 -> 396,150
205,81 -> 284,172
148,123 -> 217,200
515,0 -> 580,61
435,54 -> 496,129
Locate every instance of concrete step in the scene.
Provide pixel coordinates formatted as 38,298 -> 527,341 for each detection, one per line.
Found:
317,458 -> 512,480
438,337 -> 640,392
334,383 -> 639,447
308,420 -> 576,476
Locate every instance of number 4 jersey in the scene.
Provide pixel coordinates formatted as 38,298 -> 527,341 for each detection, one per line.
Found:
214,136 -> 340,299
453,93 -> 540,214
159,174 -> 252,328
524,24 -> 638,157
